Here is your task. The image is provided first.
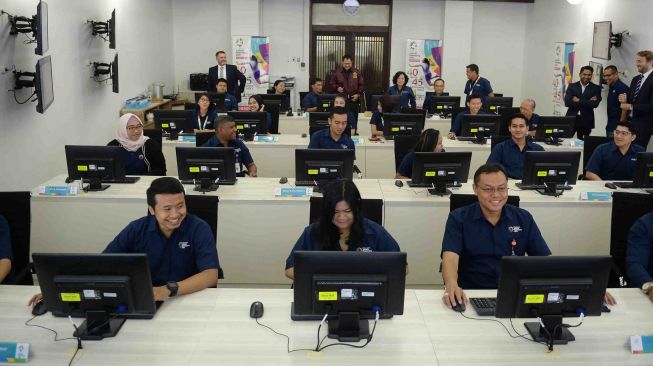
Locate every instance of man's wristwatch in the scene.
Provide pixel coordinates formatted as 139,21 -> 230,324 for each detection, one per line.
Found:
641,282 -> 653,295
166,281 -> 179,297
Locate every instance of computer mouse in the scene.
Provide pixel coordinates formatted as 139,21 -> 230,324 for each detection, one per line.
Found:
250,301 -> 264,318
395,180 -> 404,188
301,133 -> 307,138
32,300 -> 47,316
369,136 -> 380,142
452,302 -> 466,312
604,182 -> 617,190
279,177 -> 288,184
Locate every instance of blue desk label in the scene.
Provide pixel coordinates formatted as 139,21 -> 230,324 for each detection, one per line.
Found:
0,342 -> 30,363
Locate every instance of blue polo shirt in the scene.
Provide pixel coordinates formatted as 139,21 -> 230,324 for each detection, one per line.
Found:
585,141 -> 644,180
397,149 -> 446,178
451,111 -> 490,135
607,80 -> 629,131
103,213 -> 220,287
202,136 -> 254,176
0,215 -> 14,285
120,147 -> 148,176
441,202 -> 551,289
527,113 -> 540,132
308,127 -> 355,152
388,85 -> 416,109
464,77 -> 493,103
193,109 -> 218,130
285,218 -> 401,269
301,92 -> 319,109
369,110 -> 384,131
487,138 -> 545,179
223,93 -> 238,111
626,212 -> 653,288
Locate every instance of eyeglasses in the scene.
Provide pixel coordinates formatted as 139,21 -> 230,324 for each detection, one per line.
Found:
478,186 -> 509,194
127,125 -> 143,131
614,130 -> 632,137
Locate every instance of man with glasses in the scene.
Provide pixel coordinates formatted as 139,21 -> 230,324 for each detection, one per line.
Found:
440,163 -> 551,310
603,66 -> 629,137
585,121 -> 644,181
486,114 -> 544,179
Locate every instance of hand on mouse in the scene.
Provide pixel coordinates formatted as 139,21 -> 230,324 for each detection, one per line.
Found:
442,285 -> 467,309
28,293 -> 43,307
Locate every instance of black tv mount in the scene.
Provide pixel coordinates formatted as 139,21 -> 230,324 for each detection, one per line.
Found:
1,10 -> 37,42
87,19 -> 111,42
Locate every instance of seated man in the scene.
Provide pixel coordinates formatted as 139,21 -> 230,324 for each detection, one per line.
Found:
215,78 -> 238,112
519,98 -> 540,137
487,113 -> 544,179
301,78 -> 323,112
448,94 -> 487,139
626,212 -> 653,303
202,115 -> 258,177
585,121 -> 644,181
284,180 -> 401,279
0,215 -> 14,284
29,177 -> 220,306
308,107 -> 355,152
422,78 -> 449,111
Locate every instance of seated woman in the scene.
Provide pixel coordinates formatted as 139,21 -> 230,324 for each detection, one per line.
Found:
193,93 -> 218,130
248,94 -> 272,133
284,180 -> 401,279
370,95 -> 396,137
387,71 -> 416,110
396,129 -> 444,179
333,94 -> 357,135
108,113 -> 166,176
273,79 -> 290,112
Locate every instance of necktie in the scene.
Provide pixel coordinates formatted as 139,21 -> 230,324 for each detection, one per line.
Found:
633,75 -> 643,102
220,66 -> 224,79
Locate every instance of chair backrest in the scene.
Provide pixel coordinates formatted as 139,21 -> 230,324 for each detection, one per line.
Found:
393,135 -> 421,172
491,135 -> 511,150
309,196 -> 383,226
609,192 -> 653,287
583,136 -> 610,172
185,195 -> 223,279
299,92 -> 309,108
450,107 -> 466,131
264,103 -> 280,134
0,192 -> 32,285
195,132 -> 215,147
449,193 -> 520,212
183,102 -> 196,111
143,129 -> 163,147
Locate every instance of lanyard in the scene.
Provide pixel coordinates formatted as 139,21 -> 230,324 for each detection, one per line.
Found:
468,77 -> 480,96
197,114 -> 209,130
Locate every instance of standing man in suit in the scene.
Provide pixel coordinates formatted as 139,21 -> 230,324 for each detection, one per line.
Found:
208,51 -> 247,102
329,55 -> 364,127
603,65 -> 629,137
564,65 -> 602,140
620,50 -> 653,149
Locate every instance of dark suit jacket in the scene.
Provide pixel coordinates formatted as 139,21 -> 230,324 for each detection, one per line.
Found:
208,64 -> 247,102
564,81 -> 602,129
627,73 -> 653,133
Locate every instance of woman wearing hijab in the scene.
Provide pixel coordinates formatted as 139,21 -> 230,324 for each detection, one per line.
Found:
108,113 -> 166,176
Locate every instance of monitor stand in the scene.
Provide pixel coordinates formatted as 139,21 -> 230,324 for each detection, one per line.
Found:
544,135 -> 563,146
74,310 -> 126,341
536,182 -> 571,197
83,178 -> 110,192
194,178 -> 219,193
524,314 -> 575,345
327,312 -> 370,342
427,182 -> 451,196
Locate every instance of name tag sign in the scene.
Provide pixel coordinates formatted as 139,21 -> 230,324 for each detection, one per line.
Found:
569,139 -> 584,148
178,135 -> 196,142
0,342 -> 30,363
39,186 -> 79,196
579,192 -> 612,202
254,135 -> 279,142
275,187 -> 313,197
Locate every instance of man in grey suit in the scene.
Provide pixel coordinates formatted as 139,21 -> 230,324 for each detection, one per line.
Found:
564,65 -> 602,140
620,50 -> 653,149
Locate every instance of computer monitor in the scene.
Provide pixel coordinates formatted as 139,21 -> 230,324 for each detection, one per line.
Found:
35,55 -> 54,114
153,110 -> 194,140
227,111 -> 268,141
260,94 -> 285,112
459,114 -> 501,143
316,94 -> 337,112
407,152 -> 472,195
194,131 -> 215,147
308,112 -> 351,137
108,9 -> 116,49
535,116 -> 576,145
498,107 -> 521,136
195,92 -> 226,111
382,113 -> 425,140
518,151 -> 581,196
613,152 -> 653,189
425,95 -> 461,117
111,53 -> 119,94
65,145 -> 138,191
291,251 -> 407,342
495,256 -> 611,345
371,94 -> 401,113
176,146 -> 237,192
294,149 -> 354,189
35,1 -> 48,55
484,97 -> 513,114
33,253 -> 157,341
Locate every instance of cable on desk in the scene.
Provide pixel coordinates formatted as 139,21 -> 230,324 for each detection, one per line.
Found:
458,312 -> 550,348
254,318 -> 316,353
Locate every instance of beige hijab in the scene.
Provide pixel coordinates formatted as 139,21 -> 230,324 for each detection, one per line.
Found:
116,113 -> 149,152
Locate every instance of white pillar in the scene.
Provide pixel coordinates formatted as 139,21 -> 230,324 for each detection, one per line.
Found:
442,0 -> 474,96
230,0 -> 261,37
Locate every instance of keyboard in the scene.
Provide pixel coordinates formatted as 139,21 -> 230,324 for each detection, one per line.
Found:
456,136 -> 479,142
515,183 -> 573,190
85,177 -> 140,184
612,182 -> 647,189
469,297 -> 496,316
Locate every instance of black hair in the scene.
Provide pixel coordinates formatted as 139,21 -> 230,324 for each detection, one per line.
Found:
413,129 -> 441,153
342,54 -> 352,61
604,65 -> 618,73
434,78 -> 445,85
147,177 -> 185,208
580,65 -> 594,74
249,94 -> 264,111
216,78 -> 228,86
195,92 -> 215,111
392,71 -> 409,86
616,120 -> 637,135
466,64 -> 479,74
310,77 -> 323,86
510,113 -> 529,126
334,93 -> 348,105
215,50 -> 226,57
329,106 -> 348,120
378,95 -> 396,113
215,115 -> 235,128
273,79 -> 285,88
311,180 -> 365,250
473,163 -> 508,185
468,94 -> 482,102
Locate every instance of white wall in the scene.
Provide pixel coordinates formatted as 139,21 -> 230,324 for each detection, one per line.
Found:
0,0 -> 174,191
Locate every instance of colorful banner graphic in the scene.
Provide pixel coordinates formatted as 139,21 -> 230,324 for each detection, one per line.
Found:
406,39 -> 443,108
552,42 -> 575,116
233,35 -> 270,99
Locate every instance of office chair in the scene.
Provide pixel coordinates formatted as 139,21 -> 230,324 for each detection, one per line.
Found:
195,132 -> 215,147
490,135 -> 511,150
393,135 -> 420,172
579,136 -> 610,179
143,129 -> 163,148
449,193 -> 520,212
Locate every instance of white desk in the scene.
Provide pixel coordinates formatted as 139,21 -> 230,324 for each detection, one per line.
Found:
1,286 -> 651,365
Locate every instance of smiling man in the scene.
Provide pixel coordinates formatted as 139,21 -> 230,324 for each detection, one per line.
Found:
307,107 -> 355,152
585,120 -> 644,181
564,65 -> 602,140
440,164 -> 551,310
487,113 -> 544,179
